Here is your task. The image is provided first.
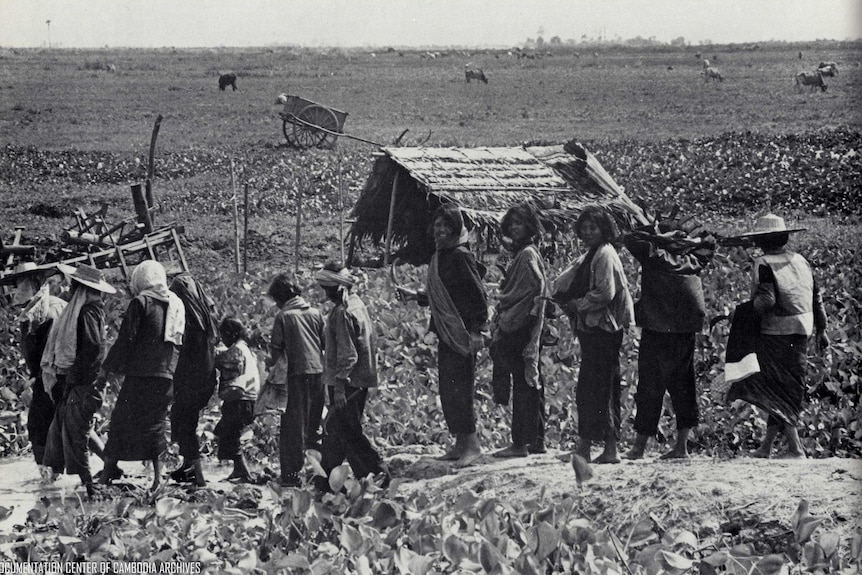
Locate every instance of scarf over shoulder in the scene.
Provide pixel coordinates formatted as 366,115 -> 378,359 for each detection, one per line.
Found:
40,287 -> 100,395
427,240 -> 473,357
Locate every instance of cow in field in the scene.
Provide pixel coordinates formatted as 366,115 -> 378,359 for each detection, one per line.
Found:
817,62 -> 838,76
703,66 -> 723,82
796,70 -> 827,92
465,67 -> 488,84
218,73 -> 237,91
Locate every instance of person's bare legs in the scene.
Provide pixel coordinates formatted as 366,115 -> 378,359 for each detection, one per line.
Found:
99,458 -> 120,484
454,432 -> 482,467
437,434 -> 464,461
151,458 -> 162,491
191,458 -> 206,486
782,427 -> 807,459
594,438 -> 620,464
493,443 -> 529,458
660,428 -> 691,460
751,426 -> 779,458
622,433 -> 649,460
88,430 -> 105,459
575,438 -> 592,462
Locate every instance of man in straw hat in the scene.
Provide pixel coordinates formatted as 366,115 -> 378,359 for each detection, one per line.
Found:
41,264 -> 115,497
2,262 -> 67,476
312,261 -> 389,492
725,213 -> 828,459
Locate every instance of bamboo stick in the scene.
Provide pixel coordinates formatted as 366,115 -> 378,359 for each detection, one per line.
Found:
243,183 -> 249,275
146,114 -> 162,213
338,154 -> 345,263
231,160 -> 240,274
295,178 -> 303,275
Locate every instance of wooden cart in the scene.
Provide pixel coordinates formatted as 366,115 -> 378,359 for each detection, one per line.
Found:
278,95 -> 348,149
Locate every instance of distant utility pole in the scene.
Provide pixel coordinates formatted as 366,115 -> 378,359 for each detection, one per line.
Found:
46,20 -> 51,48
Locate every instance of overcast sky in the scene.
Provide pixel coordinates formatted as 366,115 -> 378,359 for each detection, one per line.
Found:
1,0 -> 860,49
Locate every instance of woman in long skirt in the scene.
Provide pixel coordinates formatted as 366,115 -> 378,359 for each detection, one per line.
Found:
99,260 -> 185,491
726,214 -> 828,458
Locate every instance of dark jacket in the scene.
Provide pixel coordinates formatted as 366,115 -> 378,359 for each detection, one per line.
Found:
624,233 -> 709,334
324,294 -> 377,388
271,304 -> 325,377
65,301 -> 106,388
103,295 -> 180,380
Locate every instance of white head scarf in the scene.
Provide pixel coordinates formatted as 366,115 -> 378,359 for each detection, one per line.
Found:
130,260 -> 185,345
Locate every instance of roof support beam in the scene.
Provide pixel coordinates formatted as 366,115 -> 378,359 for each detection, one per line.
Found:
384,170 -> 400,267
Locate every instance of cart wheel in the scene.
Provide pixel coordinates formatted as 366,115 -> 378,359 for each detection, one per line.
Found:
282,118 -> 299,147
293,105 -> 339,149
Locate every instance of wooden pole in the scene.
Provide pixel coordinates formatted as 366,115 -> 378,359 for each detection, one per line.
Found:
338,154 -> 345,263
384,170 -> 399,266
130,183 -> 153,234
294,177 -> 303,275
145,114 -> 163,213
231,160 -> 240,274
243,183 -> 249,275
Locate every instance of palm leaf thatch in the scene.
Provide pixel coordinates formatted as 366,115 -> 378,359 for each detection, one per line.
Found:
347,141 -> 648,266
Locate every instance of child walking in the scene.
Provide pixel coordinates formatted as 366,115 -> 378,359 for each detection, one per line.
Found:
214,317 -> 260,483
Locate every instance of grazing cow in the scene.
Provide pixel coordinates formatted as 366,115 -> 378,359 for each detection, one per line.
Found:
106,63 -> 116,73
796,70 -> 827,92
218,73 -> 237,91
704,66 -> 723,82
465,67 -> 488,84
817,62 -> 838,76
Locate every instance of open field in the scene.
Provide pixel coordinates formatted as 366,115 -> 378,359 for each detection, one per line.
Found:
1,44 -> 861,572
1,43 -> 861,151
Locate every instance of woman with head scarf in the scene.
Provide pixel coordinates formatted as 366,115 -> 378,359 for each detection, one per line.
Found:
490,202 -> 548,458
397,203 -> 489,467
726,214 -> 828,458
312,262 -> 389,492
555,206 -> 634,464
1,263 -> 67,474
41,264 -> 115,497
99,260 -> 185,491
167,273 -> 220,486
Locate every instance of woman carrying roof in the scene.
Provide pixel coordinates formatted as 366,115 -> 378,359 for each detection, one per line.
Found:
554,206 -> 634,464
490,202 -> 548,458
396,203 -> 489,467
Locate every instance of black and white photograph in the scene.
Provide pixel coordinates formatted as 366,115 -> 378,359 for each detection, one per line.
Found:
1,1 -> 860,572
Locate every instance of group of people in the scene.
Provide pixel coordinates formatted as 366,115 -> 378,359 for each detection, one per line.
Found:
8,254 -> 389,497
6,203 -> 828,497
398,202 -> 828,466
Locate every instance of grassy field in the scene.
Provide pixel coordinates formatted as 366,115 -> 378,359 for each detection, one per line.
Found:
1,43 -> 861,153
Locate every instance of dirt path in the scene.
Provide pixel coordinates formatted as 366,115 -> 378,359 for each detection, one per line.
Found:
391,448 -> 862,545
2,450 -> 860,551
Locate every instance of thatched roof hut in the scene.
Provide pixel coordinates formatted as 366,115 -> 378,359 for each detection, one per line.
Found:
347,140 -> 647,266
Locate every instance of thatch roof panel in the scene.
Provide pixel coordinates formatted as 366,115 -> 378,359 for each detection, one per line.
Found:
348,143 -> 648,266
